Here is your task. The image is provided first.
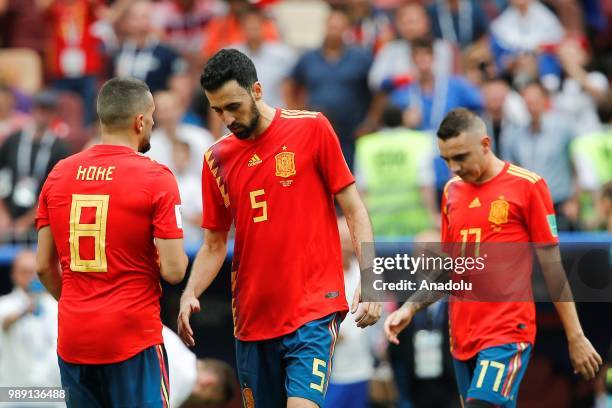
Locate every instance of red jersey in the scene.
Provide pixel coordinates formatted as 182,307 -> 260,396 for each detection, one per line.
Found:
36,145 -> 183,364
202,109 -> 353,341
441,162 -> 558,360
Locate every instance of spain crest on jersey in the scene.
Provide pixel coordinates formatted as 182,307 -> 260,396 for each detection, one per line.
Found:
275,151 -> 296,178
488,198 -> 509,225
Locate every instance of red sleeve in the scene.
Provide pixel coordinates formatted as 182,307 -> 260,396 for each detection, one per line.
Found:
526,179 -> 559,244
151,166 -> 184,239
201,150 -> 232,231
315,114 -> 355,194
35,178 -> 51,230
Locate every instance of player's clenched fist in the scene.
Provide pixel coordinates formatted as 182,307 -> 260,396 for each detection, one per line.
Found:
568,333 -> 603,380
384,304 -> 416,345
178,293 -> 201,347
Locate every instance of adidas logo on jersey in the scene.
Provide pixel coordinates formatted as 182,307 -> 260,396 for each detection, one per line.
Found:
468,197 -> 481,208
248,154 -> 262,167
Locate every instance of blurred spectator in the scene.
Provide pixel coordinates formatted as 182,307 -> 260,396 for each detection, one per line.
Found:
232,6 -> 297,109
368,2 -> 453,92
0,85 -> 31,144
0,250 -> 60,389
571,92 -> 612,229
113,0 -> 187,93
324,217 -> 378,408
490,0 -> 565,81
147,90 -> 214,178
481,77 -> 528,155
554,36 -> 609,136
461,42 -> 497,87
203,0 -> 278,60
0,0 -> 46,53
344,0 -> 394,54
172,140 -> 203,244
169,73 -> 204,127
0,91 -> 71,242
501,81 -> 578,230
42,0 -> 105,125
163,326 -> 237,406
288,7 -> 372,170
151,0 -> 223,71
385,38 -> 483,132
355,104 -> 437,237
426,0 -> 489,49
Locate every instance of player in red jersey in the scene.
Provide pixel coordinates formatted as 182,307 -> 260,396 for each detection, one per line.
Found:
384,108 -> 602,407
177,49 -> 382,407
35,78 -> 188,408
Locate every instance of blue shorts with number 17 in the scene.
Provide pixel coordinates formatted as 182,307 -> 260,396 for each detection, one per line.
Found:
236,312 -> 342,407
453,342 -> 532,408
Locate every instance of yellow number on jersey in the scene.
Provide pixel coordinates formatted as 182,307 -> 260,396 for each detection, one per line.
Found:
460,227 -> 481,257
249,189 -> 268,223
69,194 -> 109,272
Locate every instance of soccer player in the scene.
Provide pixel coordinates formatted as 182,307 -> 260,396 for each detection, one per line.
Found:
177,49 -> 382,407
384,108 -> 602,407
35,78 -> 188,408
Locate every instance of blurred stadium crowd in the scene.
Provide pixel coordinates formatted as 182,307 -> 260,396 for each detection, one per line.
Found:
0,0 -> 610,407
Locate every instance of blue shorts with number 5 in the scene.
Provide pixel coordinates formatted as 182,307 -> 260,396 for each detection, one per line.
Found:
235,312 -> 342,407
453,342 -> 532,408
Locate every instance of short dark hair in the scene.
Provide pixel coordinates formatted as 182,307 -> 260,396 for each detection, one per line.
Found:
96,77 -> 151,130
200,49 -> 258,92
382,103 -> 403,128
519,80 -> 549,97
437,108 -> 485,140
411,36 -> 434,53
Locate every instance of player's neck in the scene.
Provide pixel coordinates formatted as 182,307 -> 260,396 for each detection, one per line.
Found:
251,102 -> 276,139
100,133 -> 138,151
476,156 -> 505,184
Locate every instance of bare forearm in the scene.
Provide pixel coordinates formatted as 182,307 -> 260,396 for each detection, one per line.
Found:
554,301 -> 585,341
343,199 -> 373,267
183,242 -> 226,298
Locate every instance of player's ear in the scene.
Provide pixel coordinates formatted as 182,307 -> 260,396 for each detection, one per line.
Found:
134,114 -> 145,134
481,135 -> 491,154
251,81 -> 263,101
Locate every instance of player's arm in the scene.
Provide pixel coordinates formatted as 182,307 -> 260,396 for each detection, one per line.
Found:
178,228 -> 228,346
535,245 -> 602,379
36,226 -> 62,300
156,238 -> 188,284
336,183 -> 382,328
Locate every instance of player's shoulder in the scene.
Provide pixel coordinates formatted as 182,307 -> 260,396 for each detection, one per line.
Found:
505,163 -> 543,184
279,109 -> 321,123
203,133 -> 232,165
443,176 -> 462,199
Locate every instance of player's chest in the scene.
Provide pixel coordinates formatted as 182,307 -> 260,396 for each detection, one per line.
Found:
221,138 -> 317,196
446,189 -> 525,239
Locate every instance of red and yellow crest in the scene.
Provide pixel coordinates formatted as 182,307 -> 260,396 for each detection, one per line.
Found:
488,198 -> 509,225
275,151 -> 296,178
242,387 -> 255,408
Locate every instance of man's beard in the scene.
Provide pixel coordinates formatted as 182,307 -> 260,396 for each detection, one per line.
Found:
138,131 -> 151,153
231,99 -> 261,140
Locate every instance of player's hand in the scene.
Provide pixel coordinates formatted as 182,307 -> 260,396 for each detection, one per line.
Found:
178,293 -> 200,347
351,284 -> 382,328
568,333 -> 602,380
384,304 -> 415,345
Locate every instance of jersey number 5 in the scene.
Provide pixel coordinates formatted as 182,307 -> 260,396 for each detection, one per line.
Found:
249,189 -> 268,223
69,194 -> 109,272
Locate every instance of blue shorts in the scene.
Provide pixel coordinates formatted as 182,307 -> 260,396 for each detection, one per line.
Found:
324,381 -> 369,408
453,342 -> 532,408
58,344 -> 170,408
236,312 -> 343,407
